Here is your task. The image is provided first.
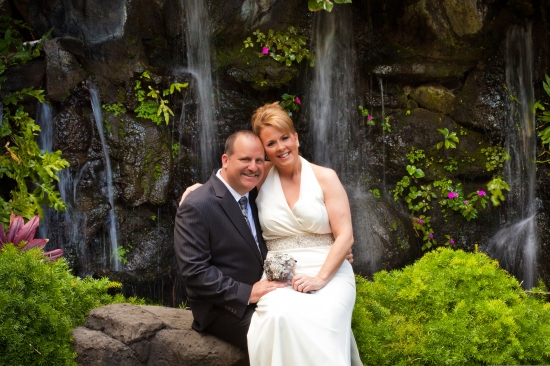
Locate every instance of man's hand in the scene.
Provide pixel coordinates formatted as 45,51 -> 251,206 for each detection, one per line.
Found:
346,248 -> 354,264
179,183 -> 203,206
249,278 -> 287,303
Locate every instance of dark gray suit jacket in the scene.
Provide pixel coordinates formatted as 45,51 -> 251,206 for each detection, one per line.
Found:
174,171 -> 268,331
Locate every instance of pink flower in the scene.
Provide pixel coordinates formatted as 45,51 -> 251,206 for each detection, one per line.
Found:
447,192 -> 458,199
477,190 -> 486,196
417,219 -> 423,224
367,115 -> 373,121
262,47 -> 269,55
295,96 -> 301,105
450,238 -> 455,245
429,233 -> 434,239
463,200 -> 468,205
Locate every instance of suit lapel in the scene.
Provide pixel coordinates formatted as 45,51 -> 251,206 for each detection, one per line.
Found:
211,172 -> 263,264
250,188 -> 268,260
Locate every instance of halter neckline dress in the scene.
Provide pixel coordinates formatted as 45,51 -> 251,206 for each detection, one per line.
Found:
247,157 -> 361,366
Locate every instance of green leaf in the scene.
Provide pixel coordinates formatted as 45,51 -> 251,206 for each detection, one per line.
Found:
437,128 -> 448,137
413,168 -> 425,178
543,75 -> 550,97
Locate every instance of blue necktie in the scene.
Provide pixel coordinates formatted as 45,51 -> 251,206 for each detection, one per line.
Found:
238,196 -> 251,229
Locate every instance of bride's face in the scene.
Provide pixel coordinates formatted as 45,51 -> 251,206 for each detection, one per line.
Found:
259,126 -> 299,168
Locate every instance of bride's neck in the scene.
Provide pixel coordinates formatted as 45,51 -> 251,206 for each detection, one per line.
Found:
277,158 -> 301,179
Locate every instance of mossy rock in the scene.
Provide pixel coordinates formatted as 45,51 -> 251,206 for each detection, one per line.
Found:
409,84 -> 455,114
218,47 -> 299,90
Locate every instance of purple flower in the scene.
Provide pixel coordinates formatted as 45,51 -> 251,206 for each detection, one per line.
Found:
429,233 -> 434,239
463,200 -> 468,205
262,47 -> 269,55
295,96 -> 301,105
417,219 -> 423,224
450,238 -> 455,245
477,190 -> 486,196
447,192 -> 458,199
367,115 -> 373,121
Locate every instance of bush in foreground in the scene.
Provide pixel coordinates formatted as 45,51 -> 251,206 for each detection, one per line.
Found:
352,248 -> 550,365
0,244 -> 144,365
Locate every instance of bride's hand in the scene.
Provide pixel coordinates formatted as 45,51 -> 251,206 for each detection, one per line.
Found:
292,274 -> 327,293
179,183 -> 203,205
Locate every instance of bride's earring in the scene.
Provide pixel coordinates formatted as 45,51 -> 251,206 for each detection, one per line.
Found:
265,155 -> 270,161
297,141 -> 300,147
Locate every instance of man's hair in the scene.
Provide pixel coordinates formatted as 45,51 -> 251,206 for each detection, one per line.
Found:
224,130 -> 260,156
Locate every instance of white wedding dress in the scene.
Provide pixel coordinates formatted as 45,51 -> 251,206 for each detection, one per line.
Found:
247,157 -> 362,366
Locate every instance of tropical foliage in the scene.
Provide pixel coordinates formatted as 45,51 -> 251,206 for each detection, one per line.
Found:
0,213 -> 63,260
352,248 -> 550,365
0,244 -> 144,365
243,26 -> 313,67
0,17 -> 69,225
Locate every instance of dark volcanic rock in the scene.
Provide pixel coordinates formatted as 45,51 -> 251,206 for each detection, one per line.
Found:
0,59 -> 45,99
107,114 -> 172,206
449,48 -> 508,136
43,38 -> 87,101
53,105 -> 93,152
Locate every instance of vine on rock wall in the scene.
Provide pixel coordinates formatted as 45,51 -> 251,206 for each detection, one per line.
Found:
389,127 -> 510,250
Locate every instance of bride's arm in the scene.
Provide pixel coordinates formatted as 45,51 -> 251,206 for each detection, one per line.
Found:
292,165 -> 353,293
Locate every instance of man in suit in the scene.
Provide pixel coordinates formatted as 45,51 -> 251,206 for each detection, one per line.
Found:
174,130 -> 286,350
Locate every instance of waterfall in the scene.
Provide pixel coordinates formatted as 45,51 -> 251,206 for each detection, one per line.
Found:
36,103 -> 53,239
183,0 -> 218,181
35,102 -> 89,272
378,78 -> 386,188
37,103 -> 53,153
308,5 -> 358,180
307,5 -> 385,275
485,23 -> 537,289
88,81 -> 120,271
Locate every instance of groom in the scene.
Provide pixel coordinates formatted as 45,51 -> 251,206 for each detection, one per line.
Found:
174,130 -> 286,350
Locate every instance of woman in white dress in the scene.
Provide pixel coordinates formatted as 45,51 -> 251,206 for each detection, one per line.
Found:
247,102 -> 362,366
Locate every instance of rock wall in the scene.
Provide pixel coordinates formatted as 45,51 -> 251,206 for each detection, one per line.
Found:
2,0 -> 550,299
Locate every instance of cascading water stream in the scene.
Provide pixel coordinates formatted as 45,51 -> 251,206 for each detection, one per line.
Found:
307,5 -> 385,275
36,102 -> 88,272
485,23 -> 537,289
37,103 -> 53,153
182,0 -> 218,181
378,77 -> 386,188
36,103 -> 53,239
308,5 -> 358,180
88,81 -> 120,271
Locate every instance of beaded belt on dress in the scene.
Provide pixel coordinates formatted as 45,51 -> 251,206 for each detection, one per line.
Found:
265,233 -> 334,251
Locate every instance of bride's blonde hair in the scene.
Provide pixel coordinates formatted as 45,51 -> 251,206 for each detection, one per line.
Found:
251,102 -> 296,136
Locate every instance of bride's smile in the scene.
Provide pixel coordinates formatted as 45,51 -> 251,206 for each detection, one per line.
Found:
260,125 -> 299,169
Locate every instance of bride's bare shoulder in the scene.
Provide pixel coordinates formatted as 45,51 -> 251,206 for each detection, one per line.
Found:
309,162 -> 340,186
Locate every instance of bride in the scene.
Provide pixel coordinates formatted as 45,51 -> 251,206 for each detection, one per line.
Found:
248,102 -> 361,365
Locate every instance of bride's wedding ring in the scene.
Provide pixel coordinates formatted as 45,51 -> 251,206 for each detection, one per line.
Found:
299,284 -> 304,288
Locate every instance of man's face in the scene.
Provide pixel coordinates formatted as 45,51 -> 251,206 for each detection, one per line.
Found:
221,135 -> 265,195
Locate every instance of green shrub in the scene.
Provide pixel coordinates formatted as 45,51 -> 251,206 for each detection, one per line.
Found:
0,245 -> 144,365
352,248 -> 550,365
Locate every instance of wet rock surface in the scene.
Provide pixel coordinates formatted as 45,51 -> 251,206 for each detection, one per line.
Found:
73,304 -> 247,366
43,38 -> 87,101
